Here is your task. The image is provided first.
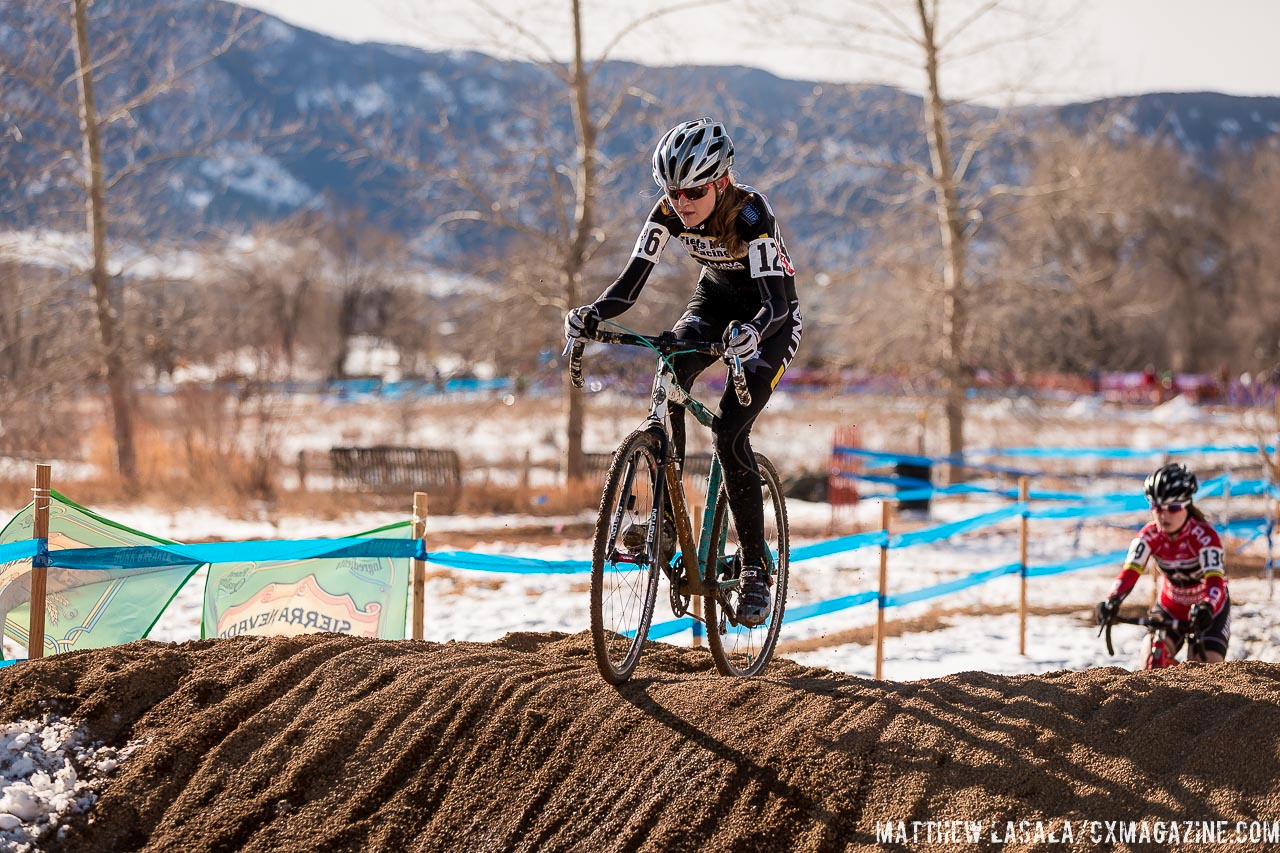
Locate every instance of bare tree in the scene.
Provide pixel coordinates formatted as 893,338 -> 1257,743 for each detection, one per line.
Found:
994,116 -> 1257,377
760,0 -> 1073,475
375,0 -> 724,480
0,0 -> 259,487
0,258 -> 96,457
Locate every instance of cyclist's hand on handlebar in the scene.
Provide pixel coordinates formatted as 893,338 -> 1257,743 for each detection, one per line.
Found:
1095,596 -> 1121,626
564,305 -> 600,344
723,323 -> 760,360
1189,601 -> 1213,633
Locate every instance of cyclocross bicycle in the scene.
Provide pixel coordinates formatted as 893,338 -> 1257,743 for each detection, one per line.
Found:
567,321 -> 789,684
1100,611 -> 1206,669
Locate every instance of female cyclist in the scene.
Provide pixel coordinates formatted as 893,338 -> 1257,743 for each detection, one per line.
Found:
1095,462 -> 1231,664
563,117 -> 802,626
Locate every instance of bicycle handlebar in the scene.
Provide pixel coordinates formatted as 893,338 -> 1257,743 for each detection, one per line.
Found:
565,325 -> 749,406
1100,612 -> 1196,658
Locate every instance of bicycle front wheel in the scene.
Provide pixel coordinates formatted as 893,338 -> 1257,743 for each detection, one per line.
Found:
589,429 -> 665,684
704,452 -> 789,677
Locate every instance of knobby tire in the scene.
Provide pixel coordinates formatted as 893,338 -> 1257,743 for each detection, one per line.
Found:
704,453 -> 789,677
589,430 -> 664,684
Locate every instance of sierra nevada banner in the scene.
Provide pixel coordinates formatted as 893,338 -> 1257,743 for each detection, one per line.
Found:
202,520 -> 412,641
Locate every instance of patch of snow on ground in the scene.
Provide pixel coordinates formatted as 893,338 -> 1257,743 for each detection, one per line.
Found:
0,715 -> 137,853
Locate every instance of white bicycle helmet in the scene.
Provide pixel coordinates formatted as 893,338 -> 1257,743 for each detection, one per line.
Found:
651,117 -> 734,190
1144,462 -> 1198,505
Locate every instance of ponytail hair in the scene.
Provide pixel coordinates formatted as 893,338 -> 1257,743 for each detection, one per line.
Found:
705,176 -> 748,258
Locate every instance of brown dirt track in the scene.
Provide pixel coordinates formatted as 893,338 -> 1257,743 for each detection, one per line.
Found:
4,632 -> 1279,852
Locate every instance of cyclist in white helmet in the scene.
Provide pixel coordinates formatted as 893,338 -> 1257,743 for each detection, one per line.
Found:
564,117 -> 802,626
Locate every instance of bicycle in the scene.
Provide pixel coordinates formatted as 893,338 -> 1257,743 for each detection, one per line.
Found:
1099,611 -> 1206,669
567,321 -> 789,684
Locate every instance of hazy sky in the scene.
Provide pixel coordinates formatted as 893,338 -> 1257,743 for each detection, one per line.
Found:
237,0 -> 1280,105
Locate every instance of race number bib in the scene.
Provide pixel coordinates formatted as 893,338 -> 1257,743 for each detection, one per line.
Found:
632,223 -> 670,262
748,236 -> 794,278
1199,546 -> 1225,574
1124,537 -> 1150,569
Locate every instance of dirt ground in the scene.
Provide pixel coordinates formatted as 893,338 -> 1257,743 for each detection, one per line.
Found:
5,632 -> 1279,852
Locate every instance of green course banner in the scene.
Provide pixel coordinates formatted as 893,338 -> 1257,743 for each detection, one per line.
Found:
0,492 -> 198,656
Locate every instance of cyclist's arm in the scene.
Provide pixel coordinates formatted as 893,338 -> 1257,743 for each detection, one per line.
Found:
590,202 -> 671,320
1111,534 -> 1152,599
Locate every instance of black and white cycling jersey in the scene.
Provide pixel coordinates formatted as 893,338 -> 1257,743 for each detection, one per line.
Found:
592,187 -> 798,343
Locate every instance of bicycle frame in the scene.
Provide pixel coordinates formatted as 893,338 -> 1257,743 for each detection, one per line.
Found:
574,329 -> 752,596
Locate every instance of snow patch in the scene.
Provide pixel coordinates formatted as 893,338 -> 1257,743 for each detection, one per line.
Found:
198,150 -> 313,208
1064,396 -> 1104,418
0,715 -> 138,852
1149,394 -> 1204,425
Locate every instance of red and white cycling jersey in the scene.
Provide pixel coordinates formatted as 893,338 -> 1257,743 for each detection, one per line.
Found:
1111,516 -> 1227,618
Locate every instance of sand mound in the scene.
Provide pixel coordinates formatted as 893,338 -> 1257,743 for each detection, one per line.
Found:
4,633 -> 1279,852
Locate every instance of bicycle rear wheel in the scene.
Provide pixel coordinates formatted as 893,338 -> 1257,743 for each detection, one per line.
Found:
590,430 -> 665,684
704,452 -> 789,677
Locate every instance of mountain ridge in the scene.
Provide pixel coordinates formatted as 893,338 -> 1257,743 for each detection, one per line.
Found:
3,0 -> 1279,272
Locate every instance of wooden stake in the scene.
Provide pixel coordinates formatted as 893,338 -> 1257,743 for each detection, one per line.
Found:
411,491 -> 428,641
874,500 -> 890,679
28,464 -> 51,660
1018,476 -> 1029,656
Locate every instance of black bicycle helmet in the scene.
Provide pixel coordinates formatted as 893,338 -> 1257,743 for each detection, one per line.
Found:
651,117 -> 734,190
1144,462 -> 1198,505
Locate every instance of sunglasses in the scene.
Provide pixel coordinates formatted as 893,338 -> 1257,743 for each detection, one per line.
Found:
1150,502 -> 1187,513
666,182 -> 713,202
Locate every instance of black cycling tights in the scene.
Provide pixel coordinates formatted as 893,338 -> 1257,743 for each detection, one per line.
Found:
668,337 -> 792,567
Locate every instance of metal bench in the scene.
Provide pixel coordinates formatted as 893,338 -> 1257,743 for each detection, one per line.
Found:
584,451 -> 714,503
297,446 -> 462,510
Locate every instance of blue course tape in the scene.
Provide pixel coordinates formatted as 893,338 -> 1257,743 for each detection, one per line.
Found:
428,551 -> 592,574
1028,497 -> 1146,521
970,443 -> 1274,459
832,447 -> 935,466
834,443 -> 1275,468
49,537 -> 425,571
889,506 -> 1023,549
784,548 -> 1119,627
648,616 -> 697,640
1027,550 -> 1125,578
884,562 -> 1022,607
0,540 -> 40,564
786,590 -> 879,620
790,530 -> 888,562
